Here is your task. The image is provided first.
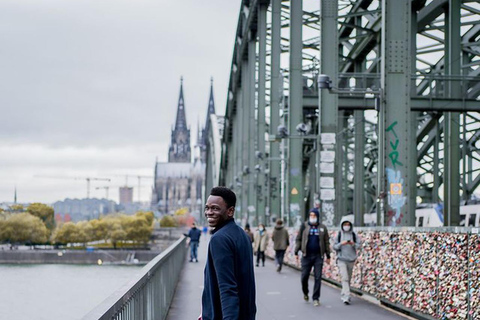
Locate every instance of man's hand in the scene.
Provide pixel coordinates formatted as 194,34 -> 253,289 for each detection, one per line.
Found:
341,240 -> 350,245
325,258 -> 331,264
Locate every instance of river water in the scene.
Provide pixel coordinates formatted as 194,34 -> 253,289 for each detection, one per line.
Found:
0,264 -> 143,320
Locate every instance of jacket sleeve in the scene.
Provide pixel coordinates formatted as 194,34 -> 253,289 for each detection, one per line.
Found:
209,235 -> 240,319
332,231 -> 342,251
294,225 -> 304,255
323,225 -> 331,259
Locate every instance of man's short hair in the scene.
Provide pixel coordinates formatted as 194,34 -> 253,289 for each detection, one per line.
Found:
210,186 -> 237,208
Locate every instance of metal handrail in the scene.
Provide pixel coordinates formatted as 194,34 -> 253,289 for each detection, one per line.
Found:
82,236 -> 187,320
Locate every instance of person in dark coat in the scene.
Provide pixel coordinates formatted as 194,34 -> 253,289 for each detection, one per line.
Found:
294,208 -> 331,307
185,222 -> 202,262
200,186 -> 256,320
272,218 -> 289,272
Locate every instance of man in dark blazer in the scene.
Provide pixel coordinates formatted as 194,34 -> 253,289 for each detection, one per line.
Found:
200,186 -> 256,320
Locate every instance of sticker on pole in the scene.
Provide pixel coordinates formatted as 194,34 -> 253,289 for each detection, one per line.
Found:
390,183 -> 402,195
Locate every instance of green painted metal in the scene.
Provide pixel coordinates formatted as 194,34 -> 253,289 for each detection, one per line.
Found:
268,0 -> 281,224
248,37 -> 257,225
257,4 -> 267,225
319,0 -> 339,227
288,0 -> 304,227
444,0 -> 461,226
354,110 -> 365,226
380,0 -> 414,226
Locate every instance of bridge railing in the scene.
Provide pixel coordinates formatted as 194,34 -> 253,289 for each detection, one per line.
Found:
266,226 -> 480,320
82,236 -> 187,320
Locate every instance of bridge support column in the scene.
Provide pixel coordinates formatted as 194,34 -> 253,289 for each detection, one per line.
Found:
444,0 -> 461,226
268,0 -> 282,224
287,0 -> 304,227
379,0 -> 415,226
318,0 -> 339,227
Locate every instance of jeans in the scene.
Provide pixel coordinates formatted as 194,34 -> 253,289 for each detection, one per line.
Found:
256,251 -> 265,266
301,254 -> 324,301
190,241 -> 199,261
275,250 -> 286,270
338,260 -> 354,301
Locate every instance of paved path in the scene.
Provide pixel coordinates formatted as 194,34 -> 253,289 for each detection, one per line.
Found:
166,235 -> 409,320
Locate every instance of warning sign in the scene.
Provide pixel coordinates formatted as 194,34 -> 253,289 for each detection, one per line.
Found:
390,183 -> 402,195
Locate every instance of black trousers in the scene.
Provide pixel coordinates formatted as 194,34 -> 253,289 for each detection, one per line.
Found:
301,254 -> 324,300
256,250 -> 265,266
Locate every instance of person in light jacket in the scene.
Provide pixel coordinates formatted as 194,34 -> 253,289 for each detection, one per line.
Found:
272,219 -> 289,272
333,217 -> 361,305
253,223 -> 269,267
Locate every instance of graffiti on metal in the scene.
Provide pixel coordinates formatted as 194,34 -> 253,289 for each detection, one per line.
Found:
386,168 -> 406,226
386,121 -> 403,170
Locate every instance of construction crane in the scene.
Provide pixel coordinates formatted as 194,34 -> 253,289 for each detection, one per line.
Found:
112,174 -> 154,202
34,175 -> 111,199
95,186 -> 110,200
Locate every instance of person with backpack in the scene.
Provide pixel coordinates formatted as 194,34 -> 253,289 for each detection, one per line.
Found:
333,217 -> 361,305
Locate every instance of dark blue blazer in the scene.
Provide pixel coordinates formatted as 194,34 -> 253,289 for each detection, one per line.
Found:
202,219 -> 256,320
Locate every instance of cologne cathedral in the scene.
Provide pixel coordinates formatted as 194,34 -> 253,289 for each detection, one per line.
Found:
152,78 -> 216,218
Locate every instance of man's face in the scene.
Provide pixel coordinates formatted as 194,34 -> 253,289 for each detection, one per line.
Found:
309,212 -> 317,219
204,195 -> 234,228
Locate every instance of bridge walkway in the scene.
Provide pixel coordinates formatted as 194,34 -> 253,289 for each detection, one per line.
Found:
166,235 -> 411,320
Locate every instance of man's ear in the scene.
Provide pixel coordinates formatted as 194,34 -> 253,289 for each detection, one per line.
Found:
227,206 -> 235,218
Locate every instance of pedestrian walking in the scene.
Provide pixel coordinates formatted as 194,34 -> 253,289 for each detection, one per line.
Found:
272,218 -> 289,272
200,186 -> 256,320
333,217 -> 361,305
253,223 -> 269,267
294,208 -> 331,307
244,223 -> 254,243
185,222 -> 202,262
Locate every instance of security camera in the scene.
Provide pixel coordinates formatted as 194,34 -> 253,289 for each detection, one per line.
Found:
318,74 -> 332,90
296,122 -> 311,135
277,125 -> 289,138
254,164 -> 262,172
243,166 -> 250,175
255,151 -> 264,160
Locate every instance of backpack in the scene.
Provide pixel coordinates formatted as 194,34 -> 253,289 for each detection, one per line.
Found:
337,230 -> 356,243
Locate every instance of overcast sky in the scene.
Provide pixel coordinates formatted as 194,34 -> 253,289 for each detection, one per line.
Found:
0,0 -> 239,204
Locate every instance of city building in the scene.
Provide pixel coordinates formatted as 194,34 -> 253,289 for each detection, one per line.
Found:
119,186 -> 133,205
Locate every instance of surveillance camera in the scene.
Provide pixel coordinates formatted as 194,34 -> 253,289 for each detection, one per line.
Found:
254,164 -> 261,172
317,74 -> 332,89
255,151 -> 264,160
296,122 -> 311,135
277,125 -> 289,138
243,166 -> 250,175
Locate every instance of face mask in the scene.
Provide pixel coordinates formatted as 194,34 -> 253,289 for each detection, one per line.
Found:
259,228 -> 264,232
309,217 -> 318,224
343,225 -> 351,232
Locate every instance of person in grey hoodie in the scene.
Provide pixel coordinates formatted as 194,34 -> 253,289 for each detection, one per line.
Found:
333,217 -> 361,304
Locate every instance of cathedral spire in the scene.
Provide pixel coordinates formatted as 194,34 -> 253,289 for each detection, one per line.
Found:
175,77 -> 187,130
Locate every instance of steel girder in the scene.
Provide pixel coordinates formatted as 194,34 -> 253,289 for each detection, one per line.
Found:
219,0 -> 480,228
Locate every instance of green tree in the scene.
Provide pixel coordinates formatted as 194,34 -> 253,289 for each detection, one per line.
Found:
52,222 -> 78,244
88,219 -> 108,241
9,204 -> 24,212
0,213 -> 48,244
27,203 -> 55,231
160,215 -> 177,227
135,211 -> 154,226
124,216 -> 153,245
108,221 -> 127,249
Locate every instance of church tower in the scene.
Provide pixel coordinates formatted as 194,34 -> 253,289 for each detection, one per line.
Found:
198,77 -> 216,163
168,77 -> 191,163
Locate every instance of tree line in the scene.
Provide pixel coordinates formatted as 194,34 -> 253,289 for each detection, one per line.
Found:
0,203 -> 155,248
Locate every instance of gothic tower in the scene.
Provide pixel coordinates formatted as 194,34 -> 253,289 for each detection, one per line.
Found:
198,77 -> 216,163
168,77 -> 191,163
